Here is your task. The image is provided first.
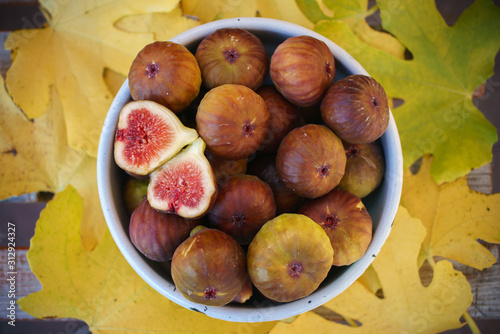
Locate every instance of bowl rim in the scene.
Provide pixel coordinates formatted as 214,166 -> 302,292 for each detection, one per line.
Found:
97,16 -> 403,323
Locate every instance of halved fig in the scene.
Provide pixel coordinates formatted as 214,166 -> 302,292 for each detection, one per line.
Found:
276,124 -> 346,199
128,41 -> 202,113
171,227 -> 247,306
247,213 -> 333,303
114,100 -> 198,176
207,174 -> 276,245
147,137 -> 217,219
196,84 -> 270,160
298,188 -> 373,266
129,198 -> 201,262
195,28 -> 269,91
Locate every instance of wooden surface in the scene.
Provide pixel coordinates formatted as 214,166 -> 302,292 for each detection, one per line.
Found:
0,1 -> 499,333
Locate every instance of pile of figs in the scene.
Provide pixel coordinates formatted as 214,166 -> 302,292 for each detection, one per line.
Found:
114,27 -> 389,307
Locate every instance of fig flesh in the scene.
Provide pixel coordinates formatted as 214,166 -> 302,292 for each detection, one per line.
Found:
129,198 -> 200,262
270,35 -> 335,107
276,124 -> 346,199
171,227 -> 247,306
208,174 -> 276,245
256,85 -> 303,154
196,84 -> 270,160
147,137 -> 217,219
339,141 -> 385,198
128,41 -> 202,113
247,213 -> 333,303
114,100 -> 198,176
195,28 -> 269,91
320,74 -> 390,144
298,188 -> 373,266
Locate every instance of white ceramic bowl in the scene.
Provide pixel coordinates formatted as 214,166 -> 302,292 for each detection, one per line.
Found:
97,17 -> 403,323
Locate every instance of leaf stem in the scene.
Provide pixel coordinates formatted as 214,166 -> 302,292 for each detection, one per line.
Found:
343,315 -> 359,327
463,311 -> 481,334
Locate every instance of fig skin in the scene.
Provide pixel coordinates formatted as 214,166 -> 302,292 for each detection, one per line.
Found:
298,188 -> 373,266
128,41 -> 202,113
256,85 -> 303,154
208,174 -> 276,245
114,100 -> 199,176
247,213 -> 333,303
195,28 -> 269,91
247,154 -> 303,214
196,84 -> 271,160
171,228 -> 247,306
270,35 -> 335,107
129,198 -> 200,262
276,124 -> 346,199
123,176 -> 149,215
147,137 -> 218,219
339,141 -> 385,198
205,149 -> 247,182
320,74 -> 390,144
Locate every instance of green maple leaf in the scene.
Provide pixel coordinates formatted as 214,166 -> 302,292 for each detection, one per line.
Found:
308,0 -> 499,183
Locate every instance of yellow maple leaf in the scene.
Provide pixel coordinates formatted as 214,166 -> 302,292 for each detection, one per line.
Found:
270,207 -> 473,333
4,0 -> 180,157
0,75 -> 85,199
18,185 -> 277,333
181,0 -> 257,23
401,155 -> 500,270
115,6 -> 201,41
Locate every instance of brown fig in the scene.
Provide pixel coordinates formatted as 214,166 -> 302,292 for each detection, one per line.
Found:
298,188 -> 373,266
171,227 -> 247,306
147,137 -> 217,219
205,149 -> 247,182
270,35 -> 335,107
339,141 -> 385,198
196,84 -> 270,160
256,85 -> 303,154
247,154 -> 303,214
128,41 -> 202,113
247,213 -> 333,303
276,124 -> 346,199
320,74 -> 390,144
129,198 -> 200,262
114,100 -> 198,176
195,28 -> 269,91
208,174 -> 276,245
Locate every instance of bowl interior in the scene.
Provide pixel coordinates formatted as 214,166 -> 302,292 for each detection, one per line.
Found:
97,17 -> 403,323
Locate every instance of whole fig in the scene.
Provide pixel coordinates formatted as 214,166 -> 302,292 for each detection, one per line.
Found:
298,188 -> 373,266
208,174 -> 276,245
276,124 -> 346,199
171,227 -> 247,306
321,74 -> 389,144
247,213 -> 333,303
128,41 -> 202,113
196,84 -> 270,160
270,35 -> 335,107
129,198 -> 200,262
256,85 -> 303,154
339,141 -> 385,198
195,28 -> 269,91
